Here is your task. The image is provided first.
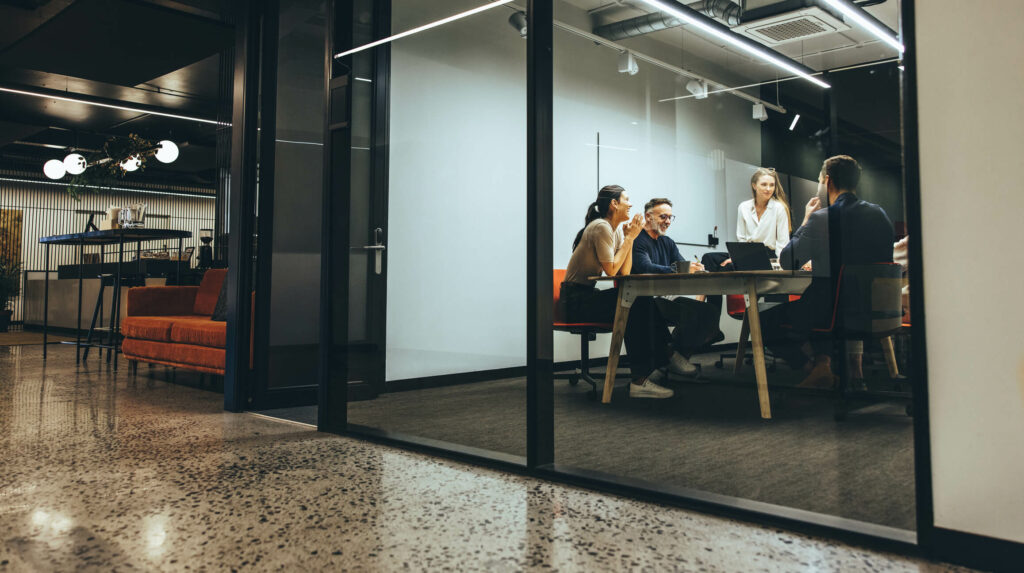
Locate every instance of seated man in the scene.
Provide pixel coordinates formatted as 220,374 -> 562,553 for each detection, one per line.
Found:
762,155 -> 895,387
632,198 -> 722,376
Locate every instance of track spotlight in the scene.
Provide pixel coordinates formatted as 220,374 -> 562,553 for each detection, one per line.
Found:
752,103 -> 768,122
618,51 -> 638,76
508,11 -> 527,38
686,79 -> 708,99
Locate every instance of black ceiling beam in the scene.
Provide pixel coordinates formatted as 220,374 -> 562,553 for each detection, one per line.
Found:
0,81 -> 222,126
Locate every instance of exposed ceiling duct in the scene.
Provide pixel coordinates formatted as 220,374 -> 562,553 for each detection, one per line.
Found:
594,0 -> 741,41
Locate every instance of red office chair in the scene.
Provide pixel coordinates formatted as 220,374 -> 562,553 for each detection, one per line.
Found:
552,269 -> 619,399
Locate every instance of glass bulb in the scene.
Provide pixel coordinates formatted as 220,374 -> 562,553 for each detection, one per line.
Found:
63,153 -> 87,175
155,140 -> 179,163
43,159 -> 67,180
120,156 -> 141,172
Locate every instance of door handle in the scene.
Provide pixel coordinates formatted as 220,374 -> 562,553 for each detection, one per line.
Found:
363,227 -> 385,274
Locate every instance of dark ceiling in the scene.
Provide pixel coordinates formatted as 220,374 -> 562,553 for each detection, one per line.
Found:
0,0 -> 233,188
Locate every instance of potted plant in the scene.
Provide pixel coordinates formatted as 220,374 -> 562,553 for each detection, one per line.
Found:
0,258 -> 21,333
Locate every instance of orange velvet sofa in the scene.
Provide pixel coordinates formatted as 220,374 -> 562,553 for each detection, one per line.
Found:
122,269 -> 228,375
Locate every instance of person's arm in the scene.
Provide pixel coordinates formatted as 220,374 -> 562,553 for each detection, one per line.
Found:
781,205 -> 828,272
598,214 -> 643,277
620,247 -> 633,276
774,203 -> 791,257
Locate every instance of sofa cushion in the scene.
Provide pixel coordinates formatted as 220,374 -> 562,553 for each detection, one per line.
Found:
122,338 -> 225,372
121,316 -> 196,342
170,317 -> 227,348
193,268 -> 227,316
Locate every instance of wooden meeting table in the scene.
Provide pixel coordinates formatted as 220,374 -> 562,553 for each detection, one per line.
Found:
591,270 -> 812,419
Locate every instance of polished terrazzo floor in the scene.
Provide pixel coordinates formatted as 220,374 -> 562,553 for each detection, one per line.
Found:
0,345 -> 969,571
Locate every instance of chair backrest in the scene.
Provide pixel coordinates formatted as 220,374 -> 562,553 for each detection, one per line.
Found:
834,263 -> 903,335
726,294 -> 746,317
553,269 -> 567,323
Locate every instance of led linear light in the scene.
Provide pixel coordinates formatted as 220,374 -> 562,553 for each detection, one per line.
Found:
0,176 -> 216,200
334,0 -> 514,59
820,0 -> 904,53
789,114 -> 800,130
0,86 -> 223,126
636,0 -> 830,89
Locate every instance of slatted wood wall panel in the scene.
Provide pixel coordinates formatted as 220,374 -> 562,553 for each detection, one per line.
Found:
0,167 -> 216,322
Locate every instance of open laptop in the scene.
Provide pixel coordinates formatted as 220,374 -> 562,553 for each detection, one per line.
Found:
725,242 -> 773,271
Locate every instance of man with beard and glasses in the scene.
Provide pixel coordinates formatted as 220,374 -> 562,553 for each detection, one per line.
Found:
632,198 -> 723,379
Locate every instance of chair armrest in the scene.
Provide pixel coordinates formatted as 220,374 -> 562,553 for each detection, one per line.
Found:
127,286 -> 199,316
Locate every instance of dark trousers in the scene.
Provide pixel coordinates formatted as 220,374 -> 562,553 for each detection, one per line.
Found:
654,297 -> 721,357
758,294 -> 834,369
561,283 -> 670,379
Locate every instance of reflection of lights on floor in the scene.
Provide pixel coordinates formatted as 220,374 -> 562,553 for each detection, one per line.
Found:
143,514 -> 169,558
30,508 -> 73,536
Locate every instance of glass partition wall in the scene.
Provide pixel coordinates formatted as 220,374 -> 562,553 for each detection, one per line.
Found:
329,0 -> 528,459
325,0 -> 918,540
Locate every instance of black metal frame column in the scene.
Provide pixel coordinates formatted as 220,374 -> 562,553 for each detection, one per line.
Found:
526,0 -> 554,468
224,0 -> 263,412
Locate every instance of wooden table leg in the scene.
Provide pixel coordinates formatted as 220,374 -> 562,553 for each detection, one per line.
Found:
744,279 -> 772,419
881,335 -> 899,377
733,313 -> 749,374
602,288 -> 632,404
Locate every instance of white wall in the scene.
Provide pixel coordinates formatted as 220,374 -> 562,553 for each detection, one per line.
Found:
386,1 -> 761,380
917,0 -> 1024,544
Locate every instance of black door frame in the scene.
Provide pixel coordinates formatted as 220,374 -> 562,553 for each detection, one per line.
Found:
306,0 -> 1024,570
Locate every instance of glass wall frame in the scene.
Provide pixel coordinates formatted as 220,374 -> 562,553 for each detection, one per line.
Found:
315,0 -> 937,555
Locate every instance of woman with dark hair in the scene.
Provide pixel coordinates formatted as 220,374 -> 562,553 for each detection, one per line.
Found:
562,185 -> 675,399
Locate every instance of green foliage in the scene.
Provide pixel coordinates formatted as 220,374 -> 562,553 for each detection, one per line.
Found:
0,257 -> 21,311
66,133 -> 156,201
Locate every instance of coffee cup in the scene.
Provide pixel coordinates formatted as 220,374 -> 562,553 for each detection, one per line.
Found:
672,260 -> 691,274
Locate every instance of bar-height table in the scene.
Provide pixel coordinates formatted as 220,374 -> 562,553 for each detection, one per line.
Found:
593,270 -> 812,419
38,229 -> 192,369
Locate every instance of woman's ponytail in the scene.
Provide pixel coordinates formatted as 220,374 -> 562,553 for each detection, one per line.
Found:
571,185 -> 625,251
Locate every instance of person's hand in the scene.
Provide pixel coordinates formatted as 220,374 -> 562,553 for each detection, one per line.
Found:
801,261 -> 813,272
689,261 -> 705,273
622,214 -> 645,241
804,197 -> 822,223
721,258 -> 732,267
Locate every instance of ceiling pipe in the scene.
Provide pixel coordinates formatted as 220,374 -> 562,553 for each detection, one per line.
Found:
594,0 -> 741,41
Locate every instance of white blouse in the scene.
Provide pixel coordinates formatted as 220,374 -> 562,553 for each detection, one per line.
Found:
736,198 -> 791,257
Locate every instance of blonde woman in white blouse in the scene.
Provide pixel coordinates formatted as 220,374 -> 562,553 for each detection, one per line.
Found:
736,167 -> 793,259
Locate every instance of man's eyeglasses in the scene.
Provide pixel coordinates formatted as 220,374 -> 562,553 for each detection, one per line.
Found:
656,214 -> 677,222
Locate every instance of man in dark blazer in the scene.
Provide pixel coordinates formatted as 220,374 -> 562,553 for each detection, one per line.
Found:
763,155 -> 894,387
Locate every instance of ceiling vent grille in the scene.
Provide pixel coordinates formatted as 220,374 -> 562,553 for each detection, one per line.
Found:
735,7 -> 850,46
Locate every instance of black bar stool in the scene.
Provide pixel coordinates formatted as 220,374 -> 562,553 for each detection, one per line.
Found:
82,273 -> 145,360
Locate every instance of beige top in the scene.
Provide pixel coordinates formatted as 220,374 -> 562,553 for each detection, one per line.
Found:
564,219 -> 624,286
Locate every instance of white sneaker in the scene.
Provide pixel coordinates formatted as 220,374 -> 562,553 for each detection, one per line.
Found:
629,378 -> 674,399
668,352 -> 698,376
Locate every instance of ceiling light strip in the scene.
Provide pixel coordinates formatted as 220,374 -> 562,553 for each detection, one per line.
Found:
334,0 -> 514,59
636,0 -> 831,89
789,114 -> 800,130
659,58 -> 899,104
820,0 -> 904,53
0,86 -> 223,126
0,176 -> 216,200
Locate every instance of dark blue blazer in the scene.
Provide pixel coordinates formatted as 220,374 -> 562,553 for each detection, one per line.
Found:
779,192 -> 894,328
